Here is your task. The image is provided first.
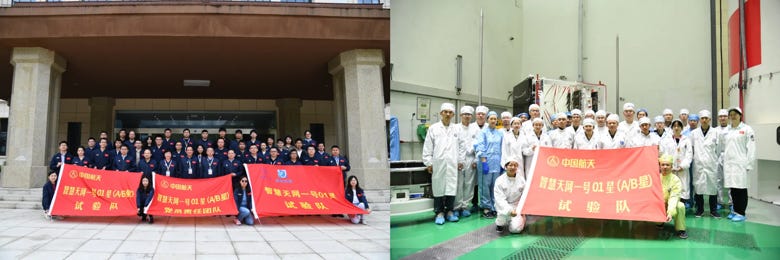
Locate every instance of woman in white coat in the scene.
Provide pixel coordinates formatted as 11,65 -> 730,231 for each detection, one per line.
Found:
722,107 -> 755,222
422,103 -> 463,225
501,117 -> 527,176
659,120 -> 693,206
494,159 -> 526,234
523,118 -> 549,177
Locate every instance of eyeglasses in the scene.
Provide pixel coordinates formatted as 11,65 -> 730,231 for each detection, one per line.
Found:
240,180 -> 248,183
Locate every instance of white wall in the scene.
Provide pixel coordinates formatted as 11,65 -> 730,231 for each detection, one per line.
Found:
522,0 -> 713,116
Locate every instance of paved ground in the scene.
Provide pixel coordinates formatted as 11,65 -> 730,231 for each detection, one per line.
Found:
0,209 -> 389,260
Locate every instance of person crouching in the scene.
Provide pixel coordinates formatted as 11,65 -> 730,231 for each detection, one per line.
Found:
494,159 -> 526,234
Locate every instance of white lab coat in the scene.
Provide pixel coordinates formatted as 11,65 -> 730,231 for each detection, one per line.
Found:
456,123 -> 481,209
501,130 -> 527,171
595,126 -> 608,136
523,130 -> 550,174
494,173 -> 526,233
522,120 -> 547,136
659,135 -> 693,199
691,126 -> 721,195
627,131 -> 660,148
618,120 -> 639,139
422,121 -> 460,197
548,128 -> 574,149
573,131 -> 601,150
599,130 -> 626,149
722,122 -> 756,189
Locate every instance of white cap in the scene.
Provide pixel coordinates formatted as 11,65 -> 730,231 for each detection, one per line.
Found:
571,109 -> 582,116
698,110 -> 711,118
583,118 -> 595,127
638,117 -> 651,125
728,107 -> 742,115
595,110 -> 606,117
623,102 -> 635,111
556,112 -> 567,120
584,110 -> 595,117
460,106 -> 474,115
528,104 -> 540,110
440,103 -> 455,112
654,116 -> 664,123
679,109 -> 689,115
607,114 -> 620,122
532,118 -> 544,124
476,106 -> 489,114
501,111 -> 513,119
718,109 -> 729,116
663,109 -> 673,115
509,117 -> 522,126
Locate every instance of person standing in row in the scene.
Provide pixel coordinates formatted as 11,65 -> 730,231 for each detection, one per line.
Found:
201,147 -> 220,178
475,111 -> 503,219
422,103 -> 461,225
660,120 -> 692,207
92,138 -> 112,170
455,106 -> 479,218
691,110 -> 721,218
329,145 -> 351,187
49,141 -> 72,173
157,150 -> 178,177
722,107 -> 755,222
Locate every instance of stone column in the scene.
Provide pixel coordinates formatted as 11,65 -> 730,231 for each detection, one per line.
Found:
275,98 -> 302,139
328,49 -> 389,191
1,47 -> 66,188
89,97 -> 115,139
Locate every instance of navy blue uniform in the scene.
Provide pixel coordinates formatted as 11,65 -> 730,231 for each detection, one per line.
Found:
301,154 -> 328,166
215,147 -> 230,161
229,139 -> 245,153
200,156 -> 221,178
345,187 -> 369,209
222,158 -> 245,187
124,139 -> 138,149
303,138 -> 316,148
329,155 -> 351,186
137,159 -> 157,179
49,152 -> 73,173
163,138 -> 176,151
245,139 -> 262,149
150,145 -> 167,162
42,181 -> 56,211
180,138 -> 195,149
156,159 -> 179,177
284,159 -> 303,165
72,156 -> 91,168
266,156 -> 284,166
234,188 -> 253,211
172,150 -> 186,161
315,152 -> 331,164
91,148 -> 113,170
113,154 -> 135,172
198,138 -> 214,149
179,156 -> 200,179
242,154 -> 265,164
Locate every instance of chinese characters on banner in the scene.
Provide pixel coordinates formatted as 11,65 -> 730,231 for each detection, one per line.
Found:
50,164 -> 142,216
146,174 -> 238,217
245,164 -> 367,217
518,146 -> 667,222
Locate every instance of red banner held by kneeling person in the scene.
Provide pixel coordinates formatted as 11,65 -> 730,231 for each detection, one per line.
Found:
146,174 -> 238,217
519,146 -> 666,222
245,164 -> 367,217
51,164 -> 142,216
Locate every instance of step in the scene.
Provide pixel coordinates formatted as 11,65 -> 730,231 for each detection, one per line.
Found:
0,188 -> 42,196
0,194 -> 41,202
0,201 -> 42,210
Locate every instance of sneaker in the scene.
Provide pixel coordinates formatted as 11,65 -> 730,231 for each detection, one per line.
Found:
447,214 -> 459,222
234,219 -> 242,225
710,212 -> 721,219
453,210 -> 460,218
727,212 -> 736,220
481,211 -> 492,218
655,223 -> 665,230
716,204 -> 723,210
496,225 -> 505,233
360,219 -> 366,225
694,212 -> 703,218
484,211 -> 496,219
731,214 -> 746,222
678,230 -> 688,239
435,216 -> 445,225
461,209 -> 471,218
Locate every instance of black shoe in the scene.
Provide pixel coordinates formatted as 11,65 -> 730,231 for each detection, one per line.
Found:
496,225 -> 505,233
678,230 -> 688,239
710,212 -> 721,219
148,217 -> 154,224
694,212 -> 703,218
485,212 -> 496,219
481,211 -> 491,218
141,216 -> 147,222
655,223 -> 664,230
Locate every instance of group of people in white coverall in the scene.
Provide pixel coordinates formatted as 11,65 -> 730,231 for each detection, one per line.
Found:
422,101 -> 755,235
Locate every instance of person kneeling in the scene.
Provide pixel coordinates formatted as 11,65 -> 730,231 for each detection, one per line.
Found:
494,159 -> 526,234
658,154 -> 688,239
42,172 -> 64,220
137,176 -> 155,224
234,176 -> 255,225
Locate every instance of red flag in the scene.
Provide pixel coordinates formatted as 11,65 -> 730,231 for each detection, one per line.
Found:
519,146 -> 666,222
245,164 -> 367,217
146,174 -> 238,217
50,164 -> 142,216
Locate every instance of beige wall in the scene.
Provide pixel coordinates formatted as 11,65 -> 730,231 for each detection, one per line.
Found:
56,98 -> 337,151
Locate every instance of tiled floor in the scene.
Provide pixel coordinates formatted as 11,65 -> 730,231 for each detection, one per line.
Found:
0,209 -> 389,260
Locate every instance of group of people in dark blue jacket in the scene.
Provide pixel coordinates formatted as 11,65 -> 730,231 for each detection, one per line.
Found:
43,128 -> 361,225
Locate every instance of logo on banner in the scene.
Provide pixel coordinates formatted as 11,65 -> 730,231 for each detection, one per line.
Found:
277,169 -> 287,179
547,155 -> 560,167
161,180 -> 169,189
69,170 -> 78,179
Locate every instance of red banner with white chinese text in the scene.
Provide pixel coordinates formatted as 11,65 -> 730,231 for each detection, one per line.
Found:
50,164 -> 142,216
146,174 -> 238,217
518,146 -> 666,222
245,164 -> 367,217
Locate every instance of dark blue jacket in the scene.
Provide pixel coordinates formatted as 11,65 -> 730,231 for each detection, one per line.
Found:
150,145 -> 167,162
221,159 -> 244,177
266,156 -> 284,166
197,138 -> 214,149
315,151 -> 331,163
215,147 -> 230,161
229,139 -> 245,153
137,159 -> 157,179
234,188 -> 253,211
172,150 -> 186,161
91,148 -> 113,170
136,187 -> 154,208
345,187 -> 369,209
329,155 -> 351,172
303,138 -> 317,149
245,139 -> 262,150
156,159 -> 179,177
72,156 -> 91,168
200,156 -> 221,178
123,139 -> 138,149
180,138 -> 195,149
179,156 -> 200,179
42,180 -> 56,211
242,154 -> 265,164
49,152 -> 73,173
163,138 -> 176,151
301,153 -> 328,166
113,154 -> 135,172
284,159 -> 303,165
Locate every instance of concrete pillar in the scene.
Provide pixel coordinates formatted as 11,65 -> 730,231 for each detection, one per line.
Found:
1,47 -> 66,188
328,49 -> 389,191
89,97 -> 115,139
275,98 -> 302,139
